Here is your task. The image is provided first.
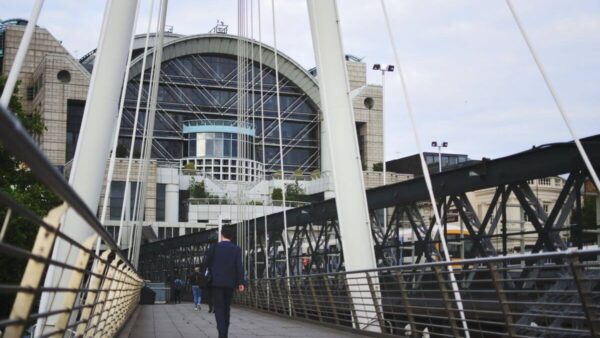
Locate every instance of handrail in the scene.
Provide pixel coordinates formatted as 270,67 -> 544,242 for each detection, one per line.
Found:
235,248 -> 600,337
0,104 -> 134,270
0,104 -> 142,337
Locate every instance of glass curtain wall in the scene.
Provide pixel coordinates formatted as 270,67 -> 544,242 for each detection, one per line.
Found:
122,53 -> 319,174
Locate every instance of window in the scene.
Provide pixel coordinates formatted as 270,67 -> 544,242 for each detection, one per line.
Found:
105,225 -> 119,240
522,208 -> 529,222
156,183 -> 166,221
109,181 -> 139,220
543,203 -> 549,213
185,227 -> 200,235
539,177 -> 551,185
66,100 -> 86,161
158,227 -> 178,239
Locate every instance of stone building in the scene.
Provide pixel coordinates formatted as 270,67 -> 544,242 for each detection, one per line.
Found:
0,19 -> 90,166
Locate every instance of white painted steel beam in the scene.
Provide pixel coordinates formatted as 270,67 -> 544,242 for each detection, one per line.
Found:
36,0 -> 139,334
306,0 -> 376,276
306,0 -> 379,332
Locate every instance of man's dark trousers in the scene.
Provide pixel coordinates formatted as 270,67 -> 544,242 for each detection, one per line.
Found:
213,286 -> 234,338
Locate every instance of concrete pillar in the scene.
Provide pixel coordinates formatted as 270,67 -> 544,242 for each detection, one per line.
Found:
165,183 -> 179,224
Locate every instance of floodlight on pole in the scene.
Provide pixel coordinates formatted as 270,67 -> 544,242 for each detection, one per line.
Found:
431,141 -> 448,173
373,63 -> 394,231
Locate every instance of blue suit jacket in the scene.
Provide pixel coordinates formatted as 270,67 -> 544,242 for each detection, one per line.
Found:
207,241 -> 245,289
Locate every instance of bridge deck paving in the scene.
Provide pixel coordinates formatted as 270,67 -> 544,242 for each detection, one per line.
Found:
125,303 -> 366,338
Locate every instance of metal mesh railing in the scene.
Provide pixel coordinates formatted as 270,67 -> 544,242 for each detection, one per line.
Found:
235,249 -> 600,337
0,104 -> 143,337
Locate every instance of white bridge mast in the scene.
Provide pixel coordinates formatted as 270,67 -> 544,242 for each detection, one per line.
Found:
36,0 -> 140,334
306,0 -> 380,332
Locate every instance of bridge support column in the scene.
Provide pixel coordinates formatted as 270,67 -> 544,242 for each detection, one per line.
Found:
307,0 -> 379,332
165,183 -> 179,224
36,0 -> 139,335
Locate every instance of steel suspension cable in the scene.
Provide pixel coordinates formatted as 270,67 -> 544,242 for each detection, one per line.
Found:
505,0 -> 600,191
257,0 -> 269,280
117,0 -> 156,248
379,1 -> 470,336
270,0 -> 290,279
128,0 -> 161,261
131,0 -> 168,267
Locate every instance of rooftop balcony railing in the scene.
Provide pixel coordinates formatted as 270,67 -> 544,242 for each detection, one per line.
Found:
182,118 -> 253,131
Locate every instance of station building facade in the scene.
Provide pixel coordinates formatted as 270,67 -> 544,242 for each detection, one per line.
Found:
1,20 -> 409,246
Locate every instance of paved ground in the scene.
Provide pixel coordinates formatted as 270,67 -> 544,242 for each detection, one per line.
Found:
125,303 -> 366,338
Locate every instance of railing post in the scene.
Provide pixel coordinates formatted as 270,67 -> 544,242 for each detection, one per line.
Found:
365,272 -> 385,331
97,262 -> 126,336
87,256 -> 120,337
54,235 -> 97,333
105,266 -> 129,336
394,271 -> 419,338
433,266 -> 461,337
342,274 -> 359,329
568,255 -> 600,336
296,278 -> 309,319
77,250 -> 111,335
323,275 -> 340,325
488,263 -> 515,337
273,278 -> 284,314
4,204 -> 66,338
308,277 -> 323,322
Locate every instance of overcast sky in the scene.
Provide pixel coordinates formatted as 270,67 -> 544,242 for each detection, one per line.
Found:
2,0 -> 599,161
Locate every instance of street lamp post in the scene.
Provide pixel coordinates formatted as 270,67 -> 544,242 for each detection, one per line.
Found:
431,141 -> 448,173
373,64 -> 394,231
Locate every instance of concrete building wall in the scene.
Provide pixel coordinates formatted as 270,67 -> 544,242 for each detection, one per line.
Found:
98,159 -> 158,223
3,25 -> 90,166
2,26 -> 70,110
33,54 -> 90,165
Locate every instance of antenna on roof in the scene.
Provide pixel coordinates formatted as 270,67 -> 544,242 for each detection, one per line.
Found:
209,20 -> 228,34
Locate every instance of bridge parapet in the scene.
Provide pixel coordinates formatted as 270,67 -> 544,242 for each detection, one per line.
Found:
0,104 -> 143,337
235,249 -> 600,337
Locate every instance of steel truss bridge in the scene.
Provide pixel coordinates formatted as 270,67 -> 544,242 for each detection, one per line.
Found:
138,135 -> 600,337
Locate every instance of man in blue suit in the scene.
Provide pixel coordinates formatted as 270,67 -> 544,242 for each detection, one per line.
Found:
205,227 -> 245,338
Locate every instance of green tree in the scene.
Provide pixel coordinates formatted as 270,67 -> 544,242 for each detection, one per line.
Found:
271,187 -> 283,205
372,162 -> 383,172
189,178 -> 210,198
310,169 -> 320,179
115,143 -> 128,157
285,183 -> 305,202
0,75 -> 61,317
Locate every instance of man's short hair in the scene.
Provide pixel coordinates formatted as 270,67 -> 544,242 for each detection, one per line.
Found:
221,227 -> 235,240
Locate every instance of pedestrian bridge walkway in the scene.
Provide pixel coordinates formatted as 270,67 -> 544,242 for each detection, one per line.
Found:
121,304 -> 363,338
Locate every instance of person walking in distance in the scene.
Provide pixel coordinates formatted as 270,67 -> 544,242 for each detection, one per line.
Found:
173,276 -> 184,304
189,267 -> 202,310
204,227 -> 245,338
